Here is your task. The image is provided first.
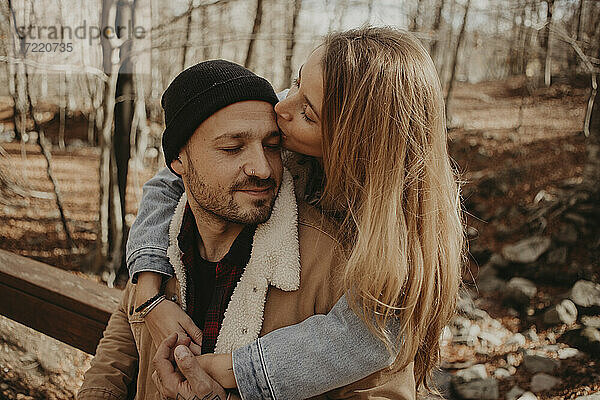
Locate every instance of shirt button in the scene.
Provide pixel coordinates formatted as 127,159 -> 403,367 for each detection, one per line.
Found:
171,295 -> 178,302
241,328 -> 248,334
253,287 -> 257,292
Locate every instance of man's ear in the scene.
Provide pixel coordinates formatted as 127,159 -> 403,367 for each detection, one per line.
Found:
170,154 -> 185,176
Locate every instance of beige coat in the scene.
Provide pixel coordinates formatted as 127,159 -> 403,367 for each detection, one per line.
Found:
78,171 -> 416,400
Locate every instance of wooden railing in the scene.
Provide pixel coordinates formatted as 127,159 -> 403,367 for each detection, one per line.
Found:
0,249 -> 122,354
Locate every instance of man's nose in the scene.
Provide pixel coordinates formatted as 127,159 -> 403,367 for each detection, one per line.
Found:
244,147 -> 273,180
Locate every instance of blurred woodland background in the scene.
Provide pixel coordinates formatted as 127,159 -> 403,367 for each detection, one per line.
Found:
0,0 -> 599,399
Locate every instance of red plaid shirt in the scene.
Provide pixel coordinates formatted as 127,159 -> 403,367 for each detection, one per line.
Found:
178,203 -> 255,354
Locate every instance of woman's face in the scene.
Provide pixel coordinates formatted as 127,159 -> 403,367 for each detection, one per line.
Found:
274,46 -> 325,158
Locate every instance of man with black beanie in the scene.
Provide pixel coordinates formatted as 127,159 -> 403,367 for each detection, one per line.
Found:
80,60 -> 347,400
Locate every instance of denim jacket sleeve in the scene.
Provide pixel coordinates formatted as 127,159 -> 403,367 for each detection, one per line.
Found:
125,167 -> 184,282
232,295 -> 400,400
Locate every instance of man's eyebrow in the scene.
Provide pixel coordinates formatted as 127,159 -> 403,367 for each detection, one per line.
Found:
213,130 -> 280,142
213,131 -> 252,141
298,65 -> 320,120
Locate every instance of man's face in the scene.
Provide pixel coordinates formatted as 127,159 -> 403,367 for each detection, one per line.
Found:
173,101 -> 283,225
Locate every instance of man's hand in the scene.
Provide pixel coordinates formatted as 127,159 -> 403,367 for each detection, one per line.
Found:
153,333 -> 227,400
136,272 -> 203,354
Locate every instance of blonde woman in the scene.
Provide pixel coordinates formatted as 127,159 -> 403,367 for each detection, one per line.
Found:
127,27 -> 463,398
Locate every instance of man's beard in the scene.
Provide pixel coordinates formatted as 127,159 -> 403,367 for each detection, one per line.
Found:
185,162 -> 277,225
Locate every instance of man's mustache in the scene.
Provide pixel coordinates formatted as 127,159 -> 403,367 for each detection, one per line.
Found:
231,176 -> 276,191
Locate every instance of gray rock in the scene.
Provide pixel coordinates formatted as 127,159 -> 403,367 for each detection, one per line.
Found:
517,392 -> 538,400
507,353 -> 520,367
493,368 -> 511,379
524,328 -> 539,342
558,347 -> 582,359
582,316 -> 600,329
476,265 -> 506,293
479,331 -> 504,347
506,386 -> 525,400
486,253 -> 509,269
569,280 -> 600,308
452,378 -> 499,400
547,247 -> 568,265
573,393 -> 600,400
501,236 -> 551,264
466,308 -> 491,321
541,344 -> 560,352
557,223 -> 578,244
506,333 -> 526,346
504,278 -> 537,306
530,373 -> 561,392
454,364 -> 488,383
582,327 -> 600,347
543,299 -> 578,325
522,354 -> 560,374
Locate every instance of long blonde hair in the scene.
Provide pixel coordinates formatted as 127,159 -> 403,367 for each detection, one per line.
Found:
319,27 -> 464,388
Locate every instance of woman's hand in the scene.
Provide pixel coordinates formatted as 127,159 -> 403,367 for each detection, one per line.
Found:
136,272 -> 203,354
153,333 -> 227,400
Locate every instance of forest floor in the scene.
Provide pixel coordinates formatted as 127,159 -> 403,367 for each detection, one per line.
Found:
0,76 -> 597,399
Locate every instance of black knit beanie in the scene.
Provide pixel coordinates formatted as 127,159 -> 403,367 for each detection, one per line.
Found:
161,59 -> 279,174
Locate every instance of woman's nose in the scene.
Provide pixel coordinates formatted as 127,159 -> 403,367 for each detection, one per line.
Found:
274,100 -> 291,121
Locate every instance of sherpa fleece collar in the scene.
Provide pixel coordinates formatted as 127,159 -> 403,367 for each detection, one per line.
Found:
166,168 -> 300,353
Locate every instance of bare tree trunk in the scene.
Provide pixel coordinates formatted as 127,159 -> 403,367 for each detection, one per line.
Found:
543,0 -> 554,87
430,0 -> 446,62
335,0 -> 349,31
93,0 -> 133,283
201,4 -> 209,60
521,3 -> 533,75
58,72 -> 66,149
583,73 -> 599,190
574,0 -> 584,41
133,67 -> 150,169
367,0 -> 374,22
283,0 -> 302,89
509,0 -> 524,75
409,0 -> 424,32
445,0 -> 471,121
568,0 -> 585,68
181,0 -> 193,70
245,0 -> 264,69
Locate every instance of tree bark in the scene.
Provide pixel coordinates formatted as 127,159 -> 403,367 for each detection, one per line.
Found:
93,0 -> 133,283
583,72 -> 599,191
430,0 -> 446,62
181,0 -> 194,70
509,0 -> 525,75
543,0 -> 554,87
445,0 -> 471,120
283,0 -> 302,89
367,0 -> 374,22
245,0 -> 264,69
409,0 -> 424,32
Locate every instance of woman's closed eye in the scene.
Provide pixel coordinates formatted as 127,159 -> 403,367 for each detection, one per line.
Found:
301,104 -> 315,123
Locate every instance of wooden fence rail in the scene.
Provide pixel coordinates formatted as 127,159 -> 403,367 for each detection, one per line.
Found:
0,249 -> 122,354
